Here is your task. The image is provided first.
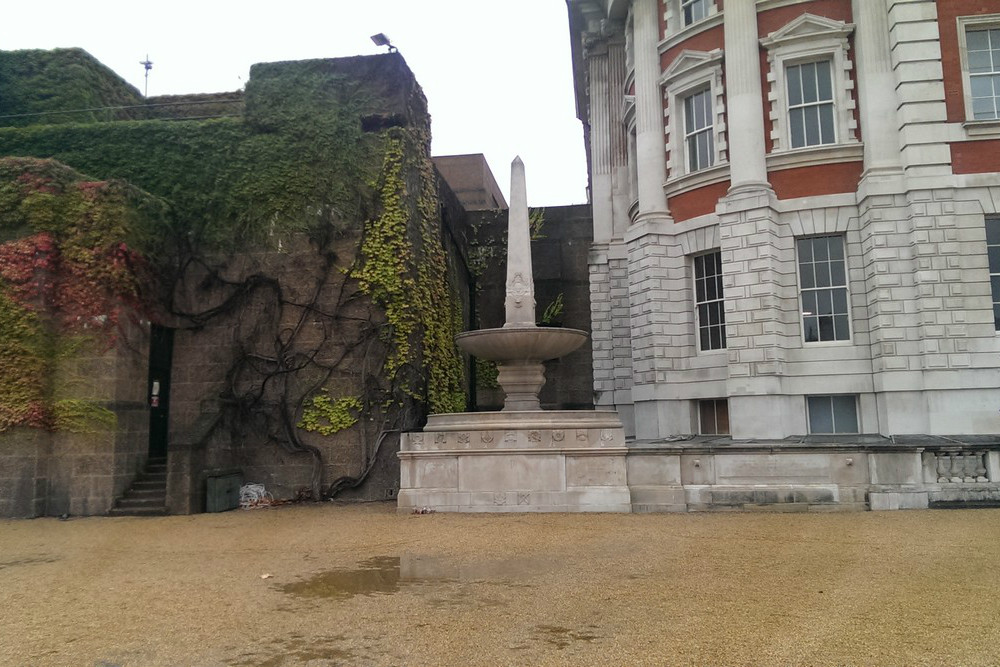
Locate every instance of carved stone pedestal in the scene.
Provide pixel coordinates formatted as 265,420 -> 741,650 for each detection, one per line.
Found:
496,362 -> 545,411
398,410 -> 629,513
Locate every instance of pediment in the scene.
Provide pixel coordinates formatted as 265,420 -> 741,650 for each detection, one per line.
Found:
661,48 -> 723,85
760,13 -> 854,48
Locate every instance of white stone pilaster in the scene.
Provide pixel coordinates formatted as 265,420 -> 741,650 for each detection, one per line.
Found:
886,0 -> 950,178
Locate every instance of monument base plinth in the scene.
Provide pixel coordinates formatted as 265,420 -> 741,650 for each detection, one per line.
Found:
397,411 -> 629,513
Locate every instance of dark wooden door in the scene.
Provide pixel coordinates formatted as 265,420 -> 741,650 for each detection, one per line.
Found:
147,325 -> 174,459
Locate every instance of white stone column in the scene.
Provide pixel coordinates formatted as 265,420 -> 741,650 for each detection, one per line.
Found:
723,0 -> 770,194
632,0 -> 670,220
852,0 -> 902,177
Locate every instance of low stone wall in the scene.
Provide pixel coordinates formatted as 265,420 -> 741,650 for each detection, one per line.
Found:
400,430 -> 1000,513
0,429 -> 49,517
628,442 -> 1000,512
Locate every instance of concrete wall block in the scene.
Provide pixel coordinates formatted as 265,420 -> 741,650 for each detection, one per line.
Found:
869,491 -> 929,510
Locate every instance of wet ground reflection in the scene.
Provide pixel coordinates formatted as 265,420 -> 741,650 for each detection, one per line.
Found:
0,556 -> 59,571
533,624 -> 601,649
279,553 -> 551,600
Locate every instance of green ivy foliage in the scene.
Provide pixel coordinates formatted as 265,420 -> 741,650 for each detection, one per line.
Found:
298,394 -> 363,436
352,128 -> 466,414
0,52 -> 469,445
0,289 -> 49,429
0,69 -> 374,250
0,48 -> 144,127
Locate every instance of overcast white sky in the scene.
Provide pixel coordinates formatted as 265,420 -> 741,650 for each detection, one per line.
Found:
2,1 -> 589,207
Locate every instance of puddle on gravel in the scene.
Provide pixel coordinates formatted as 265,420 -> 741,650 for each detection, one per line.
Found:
279,553 -> 550,600
533,624 -> 601,649
234,635 -> 354,667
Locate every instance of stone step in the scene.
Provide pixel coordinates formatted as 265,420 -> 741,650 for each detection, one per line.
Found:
115,496 -> 166,508
109,458 -> 171,517
131,479 -> 166,490
123,487 -> 166,500
108,506 -> 167,517
930,500 -> 1000,510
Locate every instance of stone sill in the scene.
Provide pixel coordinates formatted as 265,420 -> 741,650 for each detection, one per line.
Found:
664,162 -> 730,198
961,120 -> 1000,139
766,142 -> 864,171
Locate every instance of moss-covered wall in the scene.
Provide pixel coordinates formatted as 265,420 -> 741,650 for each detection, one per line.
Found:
0,48 -> 144,126
0,51 -> 472,513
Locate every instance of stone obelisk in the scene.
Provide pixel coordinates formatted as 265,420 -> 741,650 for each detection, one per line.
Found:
504,156 -> 536,327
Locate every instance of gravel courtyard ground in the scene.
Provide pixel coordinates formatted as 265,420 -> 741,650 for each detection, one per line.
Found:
1,503 -> 999,667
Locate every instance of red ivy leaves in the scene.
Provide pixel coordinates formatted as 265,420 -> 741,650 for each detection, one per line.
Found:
0,232 -> 145,339
0,160 -> 156,431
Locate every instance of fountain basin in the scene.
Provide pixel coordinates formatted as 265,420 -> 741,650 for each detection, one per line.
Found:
455,326 -> 587,362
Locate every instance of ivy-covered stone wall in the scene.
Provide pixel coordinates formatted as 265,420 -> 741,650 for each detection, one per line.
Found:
0,50 -> 472,514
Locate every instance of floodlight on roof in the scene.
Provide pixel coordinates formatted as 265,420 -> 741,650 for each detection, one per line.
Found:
370,33 -> 397,53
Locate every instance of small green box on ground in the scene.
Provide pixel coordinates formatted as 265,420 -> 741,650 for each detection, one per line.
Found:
205,472 -> 243,513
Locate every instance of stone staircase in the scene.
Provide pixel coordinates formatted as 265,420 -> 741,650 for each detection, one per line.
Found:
109,456 -> 168,516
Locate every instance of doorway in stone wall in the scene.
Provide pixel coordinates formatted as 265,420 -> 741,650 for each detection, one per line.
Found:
147,325 -> 174,459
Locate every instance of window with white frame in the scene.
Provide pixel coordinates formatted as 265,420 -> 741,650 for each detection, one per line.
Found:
797,236 -> 850,343
694,250 -> 726,351
760,14 -> 857,153
787,60 -> 836,148
699,399 -> 729,435
684,87 -> 714,171
807,395 -> 858,434
662,49 -> 726,180
681,0 -> 709,26
987,217 -> 1000,329
966,27 -> 1000,120
665,0 -> 718,35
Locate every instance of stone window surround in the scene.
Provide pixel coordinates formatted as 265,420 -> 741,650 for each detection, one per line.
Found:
692,249 -> 727,353
806,394 -> 860,434
986,216 -> 1000,331
623,95 -> 640,220
683,87 -> 716,171
957,14 -> 1000,140
661,48 -> 727,183
698,397 -> 730,435
795,233 -> 853,346
663,0 -> 719,39
761,14 -> 858,154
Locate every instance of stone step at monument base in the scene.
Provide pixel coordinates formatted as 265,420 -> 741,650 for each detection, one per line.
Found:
398,488 -> 632,513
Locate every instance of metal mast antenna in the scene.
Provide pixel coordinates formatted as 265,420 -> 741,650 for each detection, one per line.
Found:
140,55 -> 153,97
